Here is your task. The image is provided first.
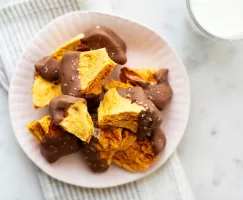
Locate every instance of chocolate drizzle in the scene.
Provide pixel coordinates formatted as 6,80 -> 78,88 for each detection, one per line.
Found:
49,95 -> 86,124
82,26 -> 127,65
40,131 -> 81,163
59,51 -> 81,97
116,87 -> 162,138
35,56 -> 60,82
151,128 -> 166,155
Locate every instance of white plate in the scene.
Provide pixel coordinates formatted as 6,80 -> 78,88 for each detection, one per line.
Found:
9,11 -> 190,188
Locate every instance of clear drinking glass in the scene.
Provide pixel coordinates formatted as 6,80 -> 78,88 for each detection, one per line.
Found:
186,0 -> 243,42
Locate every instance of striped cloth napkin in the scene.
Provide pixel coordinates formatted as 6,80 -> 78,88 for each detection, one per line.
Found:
0,0 -> 195,199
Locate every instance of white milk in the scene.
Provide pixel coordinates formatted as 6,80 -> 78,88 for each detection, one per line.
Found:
190,0 -> 243,39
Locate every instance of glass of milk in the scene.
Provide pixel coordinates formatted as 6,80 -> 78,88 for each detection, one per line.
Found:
187,0 -> 243,41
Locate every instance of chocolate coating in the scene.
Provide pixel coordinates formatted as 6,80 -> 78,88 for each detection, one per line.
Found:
81,137 -> 109,173
117,87 -> 162,138
82,26 -> 127,65
40,131 -> 81,163
144,81 -> 172,110
153,69 -> 169,83
81,112 -> 110,172
90,113 -> 99,128
151,128 -> 166,155
35,56 -> 60,82
59,51 -> 81,97
87,92 -> 104,113
49,95 -> 86,124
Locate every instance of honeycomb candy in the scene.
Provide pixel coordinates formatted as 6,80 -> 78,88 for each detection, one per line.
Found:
96,128 -> 136,151
28,115 -> 52,142
59,49 -> 116,98
112,139 -> 156,172
120,67 -> 159,85
98,87 -> 143,133
32,33 -> 87,107
51,26 -> 127,64
81,139 -> 115,173
120,67 -> 172,110
98,87 -> 162,138
81,128 -> 136,172
97,127 -> 123,151
112,128 -> 166,172
49,95 -> 94,142
81,113 -> 135,172
31,74 -> 62,108
81,128 -> 117,173
51,33 -> 87,61
90,113 -> 136,151
104,79 -> 131,91
32,37 -> 113,108
118,129 -> 137,150
27,115 -> 80,163
35,56 -> 60,82
81,26 -> 127,65
27,27 -> 170,173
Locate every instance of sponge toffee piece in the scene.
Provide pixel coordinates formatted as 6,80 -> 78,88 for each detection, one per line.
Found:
49,95 -> 94,142
35,56 -> 60,82
27,115 -> 80,163
82,26 -> 127,65
120,67 -> 172,110
59,49 -> 116,98
116,87 -> 162,138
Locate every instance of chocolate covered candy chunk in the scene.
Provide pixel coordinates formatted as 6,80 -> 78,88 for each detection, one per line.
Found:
40,131 -> 80,163
27,115 -> 80,163
59,49 -> 115,98
144,69 -> 172,110
81,126 -> 135,172
49,95 -> 94,142
81,138 -> 114,173
98,87 -> 162,138
35,56 -> 60,82
82,26 -> 127,65
144,81 -> 172,110
120,67 -> 172,110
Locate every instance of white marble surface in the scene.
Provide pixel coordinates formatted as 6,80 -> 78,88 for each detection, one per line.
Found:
1,0 -> 243,200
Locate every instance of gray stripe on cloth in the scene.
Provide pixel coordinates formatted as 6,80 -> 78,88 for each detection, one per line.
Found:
0,0 -> 195,200
0,56 -> 11,92
108,187 -> 118,200
125,183 -> 135,200
0,10 -> 18,72
38,171 -> 142,200
0,0 -> 84,83
97,187 -> 106,200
